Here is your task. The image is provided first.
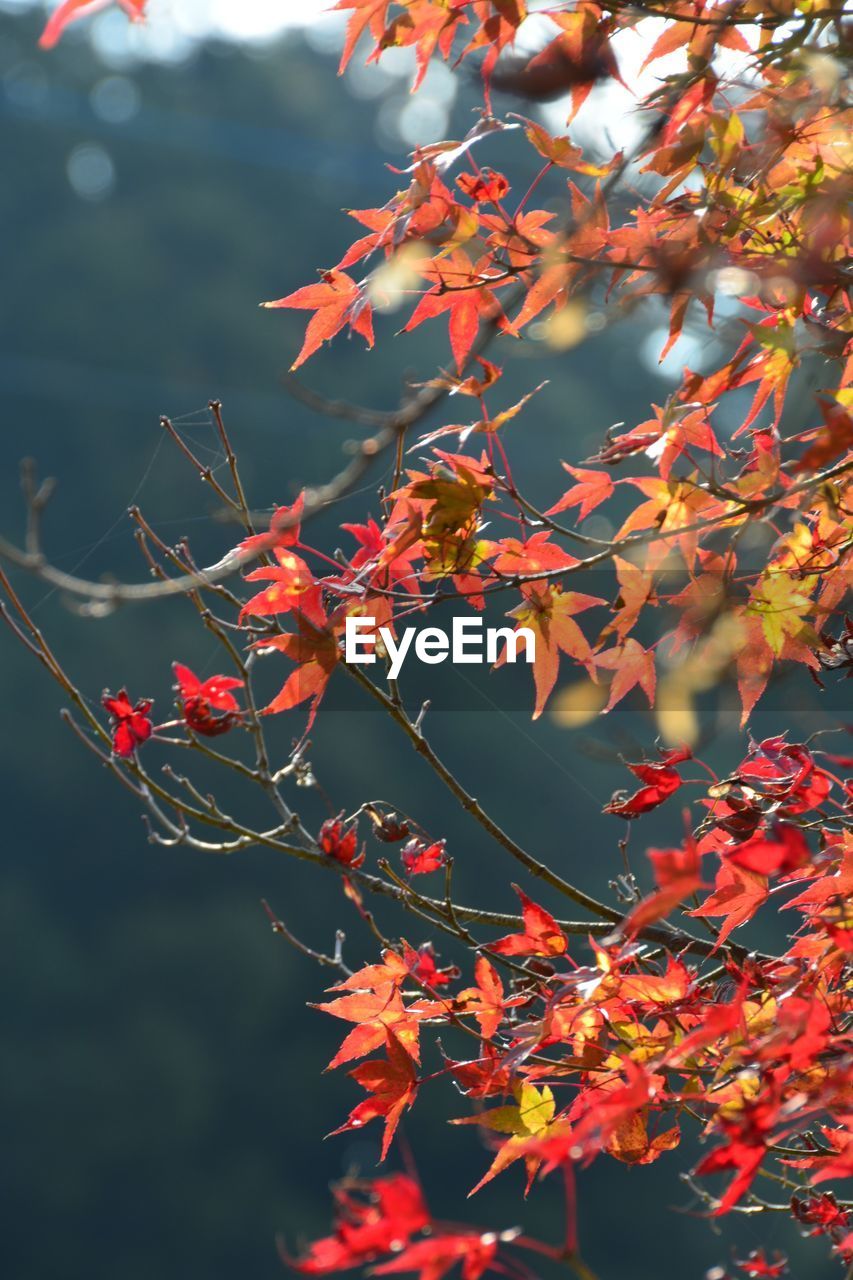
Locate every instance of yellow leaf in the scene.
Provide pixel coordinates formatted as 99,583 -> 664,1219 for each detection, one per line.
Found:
748,571 -> 816,656
515,1082 -> 555,1134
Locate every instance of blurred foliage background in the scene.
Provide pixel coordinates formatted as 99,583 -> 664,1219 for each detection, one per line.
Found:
0,8 -> 839,1278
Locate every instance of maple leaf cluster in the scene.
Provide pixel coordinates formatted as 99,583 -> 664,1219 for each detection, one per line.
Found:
283,1171 -> 509,1280
303,734 -> 850,1215
39,5 -> 851,729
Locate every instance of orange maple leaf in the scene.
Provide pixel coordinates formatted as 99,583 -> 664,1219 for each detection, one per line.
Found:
457,956 -> 513,1040
618,477 -> 730,567
315,951 -> 425,1070
332,1030 -> 418,1159
333,0 -> 392,74
546,464 -> 614,522
595,638 -> 656,712
689,862 -> 769,949
490,885 -> 568,957
264,269 -> 373,370
257,614 -> 338,724
624,839 -> 704,936
487,531 -> 579,577
503,584 -> 605,718
240,550 -> 326,627
403,250 -> 516,370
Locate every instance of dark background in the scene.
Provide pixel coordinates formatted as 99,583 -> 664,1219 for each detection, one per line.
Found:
0,10 -> 842,1279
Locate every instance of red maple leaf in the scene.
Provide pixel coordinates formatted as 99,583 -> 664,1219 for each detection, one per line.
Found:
332,1030 -> 418,1159
372,1231 -> 498,1280
490,885 -> 568,957
457,956 -> 511,1040
694,1127 -> 767,1214
489,26 -> 617,107
257,613 -> 338,724
567,1060 -> 666,1164
402,942 -> 459,989
658,72 -> 717,147
616,477 -> 728,568
810,1124 -> 853,1185
665,987 -> 747,1066
604,555 -> 657,643
792,1191 -> 850,1237
240,549 -> 325,627
735,1249 -> 788,1278
784,845 -> 853,920
618,956 -> 692,1008
546,464 -> 614,522
595,639 -> 656,712
315,950 -> 428,1069
172,662 -> 243,738
689,862 -> 769,948
289,1174 -> 429,1273
237,494 -> 304,557
624,838 -> 704,936
487,531 -> 579,578
457,170 -> 510,205
615,405 -> 722,480
604,746 -> 691,818
726,824 -> 810,876
403,250 -> 516,370
738,737 -> 830,815
502,584 -> 605,719
446,1044 -> 513,1099
102,688 -> 153,758
401,838 -> 447,876
264,269 -> 374,370
795,397 -> 853,473
319,814 -> 365,869
338,516 -> 422,600
333,0 -> 392,74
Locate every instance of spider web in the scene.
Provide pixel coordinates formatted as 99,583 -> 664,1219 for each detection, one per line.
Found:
31,405 -> 234,615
